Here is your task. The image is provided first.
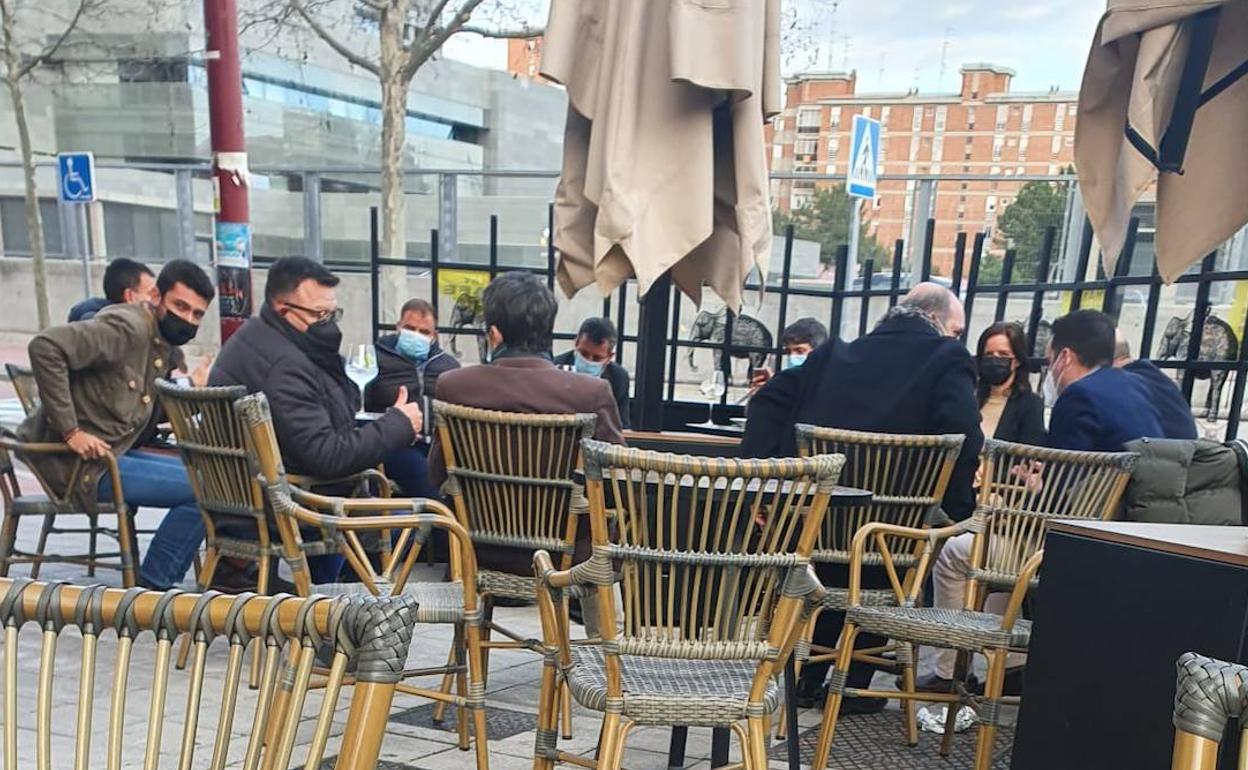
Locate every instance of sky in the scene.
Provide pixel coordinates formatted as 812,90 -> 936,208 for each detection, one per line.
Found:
440,0 -> 1106,96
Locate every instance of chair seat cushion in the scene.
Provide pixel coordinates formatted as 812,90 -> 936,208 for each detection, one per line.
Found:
313,581 -> 466,625
847,606 -> 1032,652
565,646 -> 778,727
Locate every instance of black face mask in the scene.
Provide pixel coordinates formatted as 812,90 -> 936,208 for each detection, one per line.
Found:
158,311 -> 199,346
979,357 -> 1014,387
305,318 -> 343,352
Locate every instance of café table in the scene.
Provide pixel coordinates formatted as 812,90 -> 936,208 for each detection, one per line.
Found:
1011,520 -> 1248,770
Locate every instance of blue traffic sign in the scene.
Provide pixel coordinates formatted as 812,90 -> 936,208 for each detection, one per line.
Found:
846,114 -> 880,199
57,152 -> 96,203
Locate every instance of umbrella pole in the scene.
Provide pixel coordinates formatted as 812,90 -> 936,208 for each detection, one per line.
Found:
635,271 -> 673,431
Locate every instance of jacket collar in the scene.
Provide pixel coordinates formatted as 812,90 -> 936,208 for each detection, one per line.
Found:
871,312 -> 944,339
491,355 -> 556,370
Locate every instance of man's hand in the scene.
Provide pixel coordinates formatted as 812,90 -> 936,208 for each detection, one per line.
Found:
393,386 -> 423,435
188,353 -> 215,388
748,367 -> 773,396
65,429 -> 110,460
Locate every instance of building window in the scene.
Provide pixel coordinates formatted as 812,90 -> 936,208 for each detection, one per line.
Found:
830,106 -> 841,130
986,195 -> 998,214
995,105 -> 1008,130
931,163 -> 942,175
1055,103 -> 1067,132
1051,134 -> 1062,155
1065,136 -> 1074,147
992,137 -> 1004,161
1017,165 -> 1025,176
829,137 -> 840,159
772,144 -> 783,162
880,106 -> 891,126
795,137 -> 818,157
966,106 -> 976,129
1019,135 -> 1029,159
1004,168 -> 1014,177
990,166 -> 1001,175
932,135 -> 944,160
862,106 -> 873,118
964,146 -> 973,161
772,116 -> 784,132
826,163 -> 837,175
791,192 -> 812,209
1048,164 -> 1060,175
1022,104 -> 1033,132
911,108 -> 923,131
797,107 -> 821,133
935,106 -> 947,132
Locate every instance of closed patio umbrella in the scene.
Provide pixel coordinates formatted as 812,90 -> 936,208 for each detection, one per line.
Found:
539,0 -> 780,311
1076,0 -> 1248,281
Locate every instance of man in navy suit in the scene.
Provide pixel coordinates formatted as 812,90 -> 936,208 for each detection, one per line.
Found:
1113,333 -> 1199,440
1045,310 -> 1164,452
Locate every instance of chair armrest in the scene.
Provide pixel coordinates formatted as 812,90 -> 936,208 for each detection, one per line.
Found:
845,518 -> 978,607
0,439 -> 127,507
999,550 -> 1043,631
533,550 -> 576,664
288,468 -> 394,497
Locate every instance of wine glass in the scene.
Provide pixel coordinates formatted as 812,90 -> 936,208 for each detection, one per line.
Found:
345,343 -> 379,416
695,370 -> 726,428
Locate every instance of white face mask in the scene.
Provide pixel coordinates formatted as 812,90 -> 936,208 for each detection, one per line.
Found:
1043,351 -> 1066,408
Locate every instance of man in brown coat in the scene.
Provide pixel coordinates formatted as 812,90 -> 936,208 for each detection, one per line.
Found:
18,260 -> 215,588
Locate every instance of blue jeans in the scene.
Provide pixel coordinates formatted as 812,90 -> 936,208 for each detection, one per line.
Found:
98,451 -> 203,589
383,444 -> 441,500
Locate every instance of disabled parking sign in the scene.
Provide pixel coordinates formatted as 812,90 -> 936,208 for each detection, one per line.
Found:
57,152 -> 96,203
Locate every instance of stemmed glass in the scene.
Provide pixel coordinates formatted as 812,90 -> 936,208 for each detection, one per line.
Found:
694,370 -> 727,428
345,343 -> 379,416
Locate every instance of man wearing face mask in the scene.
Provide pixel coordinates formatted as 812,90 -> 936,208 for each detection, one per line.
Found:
211,258 -> 428,517
747,317 -> 828,395
18,259 -> 216,589
365,298 -> 461,413
553,317 -> 631,428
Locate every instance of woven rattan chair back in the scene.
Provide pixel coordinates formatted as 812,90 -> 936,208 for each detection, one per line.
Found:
581,440 -> 845,657
1171,652 -> 1248,770
796,426 -> 964,568
0,578 -> 417,770
433,400 -> 596,576
5,364 -> 39,416
969,439 -> 1136,596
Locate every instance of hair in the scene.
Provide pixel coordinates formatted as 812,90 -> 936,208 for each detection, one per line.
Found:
577,317 -> 618,350
1050,309 -> 1116,369
400,298 -> 437,321
976,322 -> 1033,406
102,258 -> 154,303
482,271 -> 558,354
900,282 -> 954,325
156,259 -> 215,302
779,317 -> 828,349
264,256 -> 339,304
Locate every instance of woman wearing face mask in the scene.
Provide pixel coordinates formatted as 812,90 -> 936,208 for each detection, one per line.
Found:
976,322 -> 1046,446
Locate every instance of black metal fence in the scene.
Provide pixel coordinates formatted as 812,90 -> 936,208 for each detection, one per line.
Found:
358,205 -> 1248,440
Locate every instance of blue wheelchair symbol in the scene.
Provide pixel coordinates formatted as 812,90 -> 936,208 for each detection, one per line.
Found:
57,153 -> 95,203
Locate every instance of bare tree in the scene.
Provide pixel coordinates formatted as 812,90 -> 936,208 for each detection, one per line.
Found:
245,0 -> 539,267
0,0 -> 106,329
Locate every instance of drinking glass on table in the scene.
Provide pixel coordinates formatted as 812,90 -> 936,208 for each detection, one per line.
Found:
345,343 -> 379,416
694,370 -> 727,428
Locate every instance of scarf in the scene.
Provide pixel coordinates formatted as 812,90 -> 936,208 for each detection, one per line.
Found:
261,304 -> 359,410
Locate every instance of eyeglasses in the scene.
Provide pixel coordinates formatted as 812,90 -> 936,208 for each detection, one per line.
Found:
283,301 -> 343,325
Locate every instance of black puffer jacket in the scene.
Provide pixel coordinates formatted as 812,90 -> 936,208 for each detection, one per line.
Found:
209,308 -> 415,479
363,334 -> 460,413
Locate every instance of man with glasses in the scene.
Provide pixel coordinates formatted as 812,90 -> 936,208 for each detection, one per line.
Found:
210,257 -> 427,582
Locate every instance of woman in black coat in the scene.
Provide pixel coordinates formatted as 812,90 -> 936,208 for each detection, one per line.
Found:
976,322 -> 1046,446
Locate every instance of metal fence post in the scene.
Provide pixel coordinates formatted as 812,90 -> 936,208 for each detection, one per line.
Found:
303,172 -> 322,261
175,169 -> 198,263
438,173 -> 458,265
908,179 -> 934,276
369,206 -> 380,335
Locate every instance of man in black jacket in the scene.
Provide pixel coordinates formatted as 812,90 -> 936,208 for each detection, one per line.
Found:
210,258 -> 426,579
364,298 -> 460,413
742,282 -> 983,709
553,317 -> 631,428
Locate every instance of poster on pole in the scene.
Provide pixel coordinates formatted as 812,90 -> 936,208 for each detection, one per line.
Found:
847,114 -> 880,200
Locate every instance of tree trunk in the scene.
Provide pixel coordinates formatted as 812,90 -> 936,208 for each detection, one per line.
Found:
376,13 -> 410,321
2,10 -> 51,329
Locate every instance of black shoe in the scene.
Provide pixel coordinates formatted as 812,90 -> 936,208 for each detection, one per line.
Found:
907,672 -> 980,693
973,666 -> 1025,697
792,683 -> 888,715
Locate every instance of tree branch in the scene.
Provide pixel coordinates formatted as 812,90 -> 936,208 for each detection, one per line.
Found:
18,0 -> 91,78
289,0 -> 380,76
403,0 -> 486,80
418,0 -> 456,41
457,24 -> 543,39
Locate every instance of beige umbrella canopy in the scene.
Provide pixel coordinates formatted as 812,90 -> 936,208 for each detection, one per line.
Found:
539,0 -> 780,311
1076,0 -> 1248,282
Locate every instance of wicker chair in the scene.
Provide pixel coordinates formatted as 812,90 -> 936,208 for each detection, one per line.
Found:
780,426 -> 964,742
0,578 -> 418,770
238,391 -> 491,770
812,439 -> 1137,770
1171,652 -> 1248,770
532,440 -> 845,770
5,364 -> 38,414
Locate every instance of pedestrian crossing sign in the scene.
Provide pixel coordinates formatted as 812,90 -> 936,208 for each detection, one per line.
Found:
847,114 -> 880,199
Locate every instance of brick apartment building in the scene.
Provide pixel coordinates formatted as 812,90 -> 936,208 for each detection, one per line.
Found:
770,64 -> 1078,274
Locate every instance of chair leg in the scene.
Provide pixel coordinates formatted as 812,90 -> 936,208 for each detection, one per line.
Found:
941,650 -> 971,758
433,642 -> 457,724
464,620 -> 490,770
454,626 -> 470,751
744,717 -> 770,770
596,715 -> 626,770
87,513 -> 98,577
776,612 -> 817,741
532,631 -> 561,770
559,680 -> 573,740
177,547 -> 222,670
116,512 -> 137,588
811,623 -> 860,770
249,552 -> 271,690
0,512 -> 19,577
479,597 -> 494,687
973,648 -> 1009,770
900,642 -> 918,747
29,513 -> 55,580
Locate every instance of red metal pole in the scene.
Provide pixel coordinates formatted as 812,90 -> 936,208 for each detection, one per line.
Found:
203,0 -> 252,342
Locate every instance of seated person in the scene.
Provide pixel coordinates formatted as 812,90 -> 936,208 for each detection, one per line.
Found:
365,298 -> 461,413
429,273 -> 626,630
1113,332 -> 1198,440
553,317 -> 631,428
19,259 -> 216,590
209,257 -> 428,583
975,322 -> 1046,446
67,257 -> 158,322
748,317 -> 828,392
743,284 -> 982,711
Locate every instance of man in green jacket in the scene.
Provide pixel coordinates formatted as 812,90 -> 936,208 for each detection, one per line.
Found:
18,259 -> 215,588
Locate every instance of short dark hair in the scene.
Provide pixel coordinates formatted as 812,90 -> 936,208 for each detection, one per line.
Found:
157,259 -> 215,302
577,317 -> 617,350
779,317 -> 828,349
264,256 -> 339,304
482,271 -> 557,354
1050,309 -> 1116,368
102,258 -> 154,303
400,298 -> 437,321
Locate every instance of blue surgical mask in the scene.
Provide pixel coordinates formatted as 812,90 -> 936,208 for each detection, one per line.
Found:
574,352 -> 606,377
396,329 -> 431,363
784,353 -> 808,370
